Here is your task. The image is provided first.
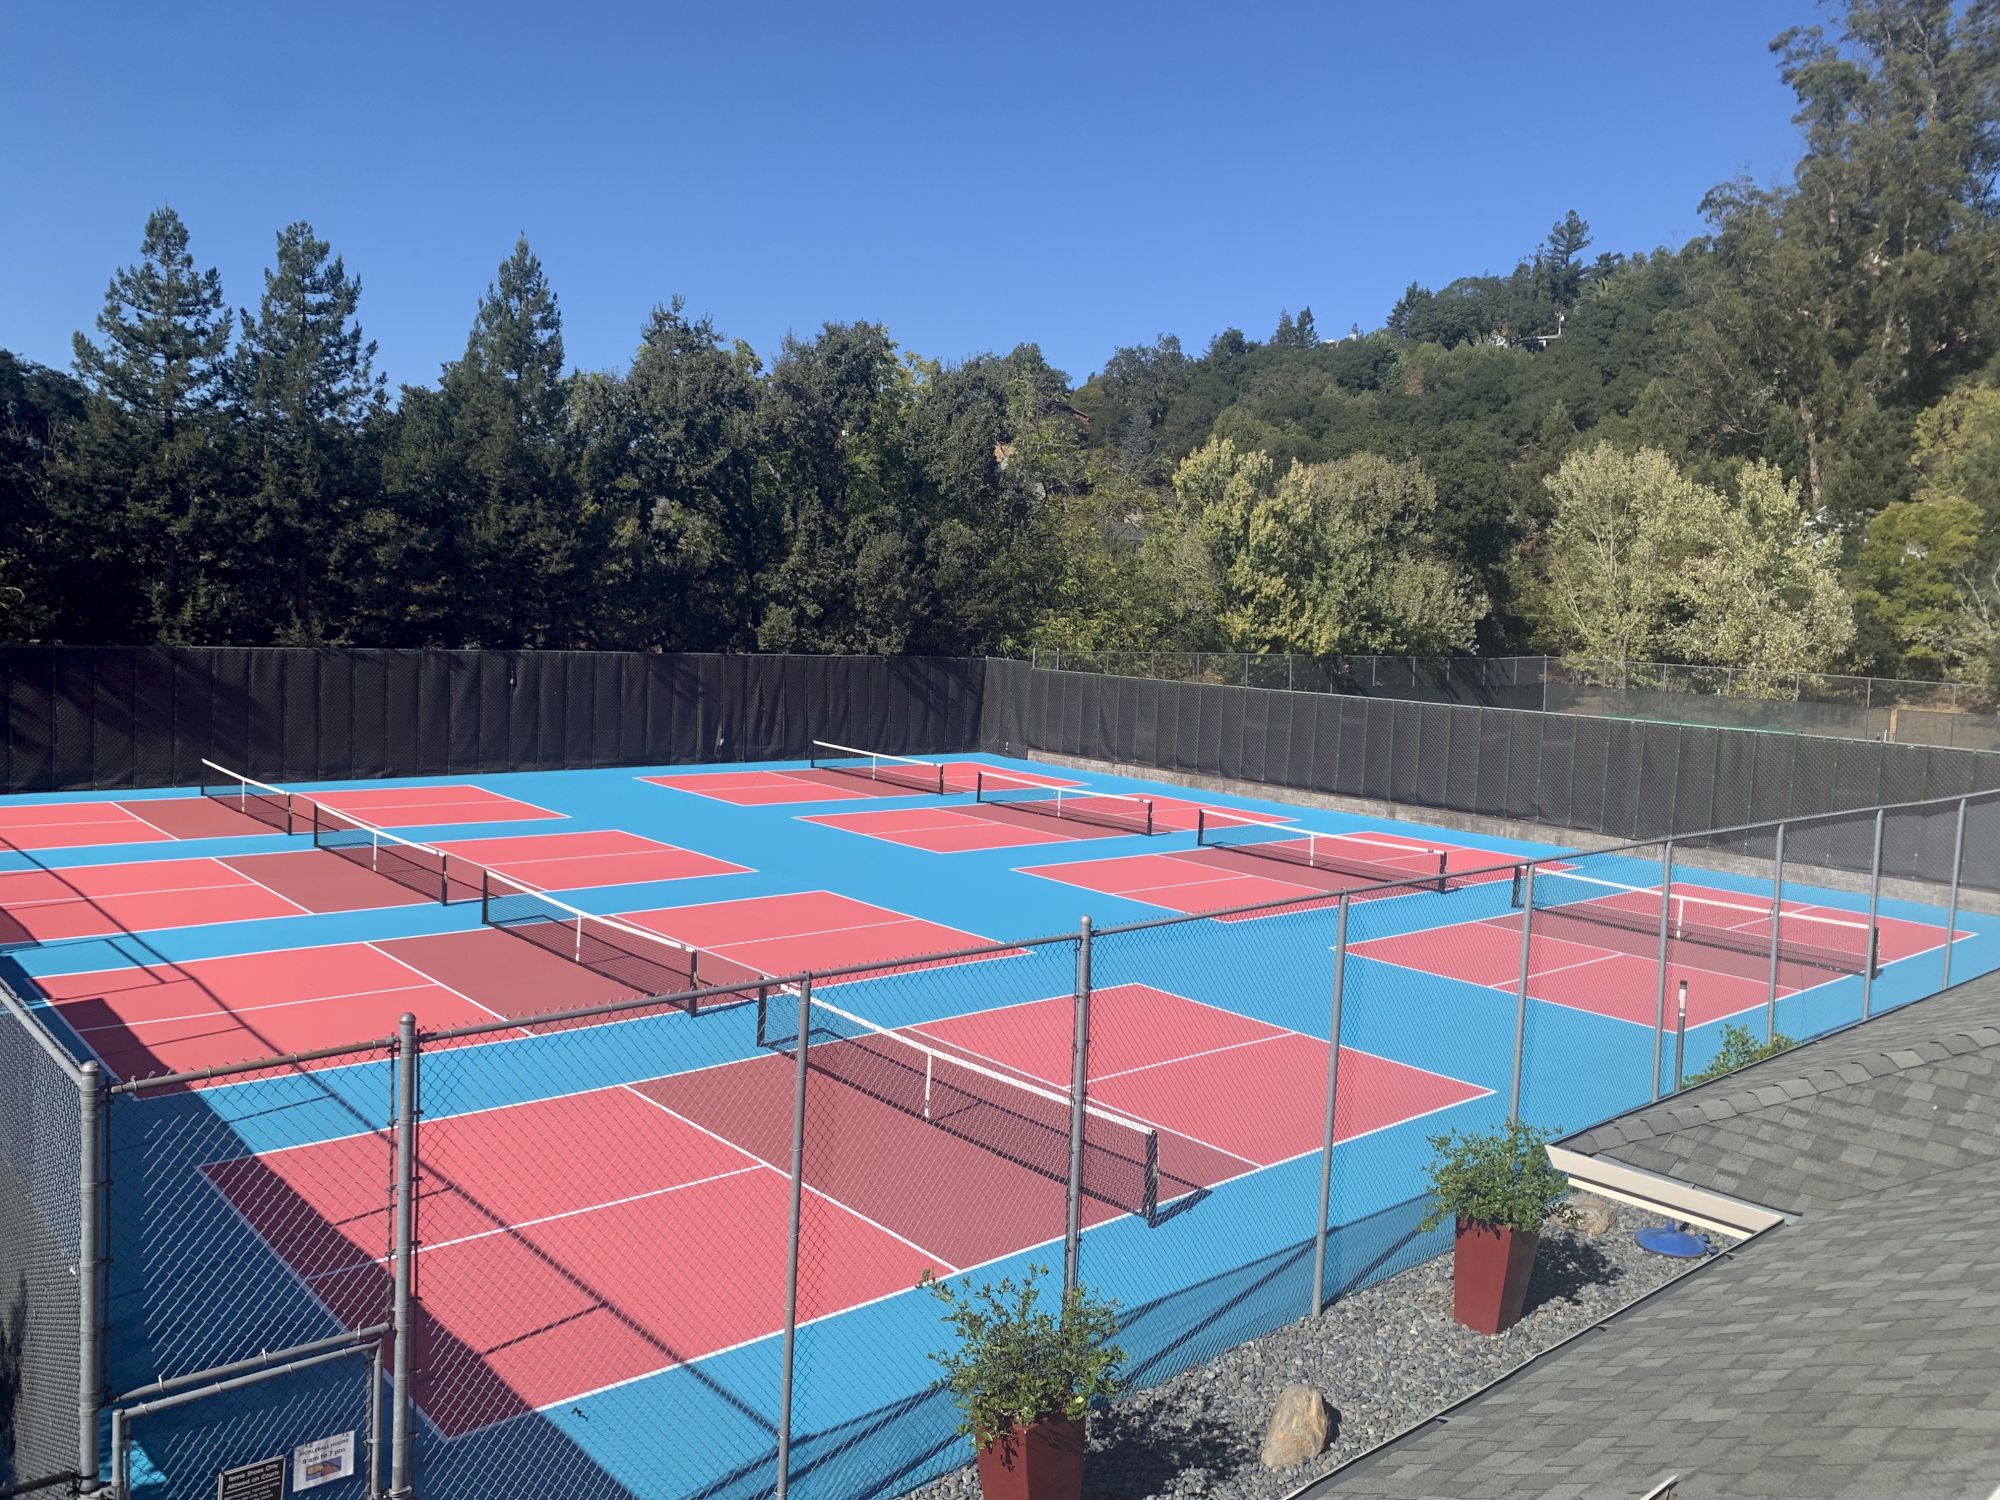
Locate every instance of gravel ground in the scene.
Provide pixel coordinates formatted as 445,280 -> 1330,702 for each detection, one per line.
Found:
904,1197 -> 1716,1500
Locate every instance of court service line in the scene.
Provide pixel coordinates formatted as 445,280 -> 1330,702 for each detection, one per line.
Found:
618,1083 -> 960,1270
364,941 -> 534,1040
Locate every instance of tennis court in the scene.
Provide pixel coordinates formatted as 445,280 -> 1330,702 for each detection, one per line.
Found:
0,740 -> 1988,1500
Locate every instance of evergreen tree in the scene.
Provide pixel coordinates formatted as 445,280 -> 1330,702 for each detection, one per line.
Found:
66,207 -> 233,638
233,221 -> 386,641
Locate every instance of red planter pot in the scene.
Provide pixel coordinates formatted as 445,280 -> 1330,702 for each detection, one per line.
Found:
1452,1218 -> 1539,1335
975,1416 -> 1086,1500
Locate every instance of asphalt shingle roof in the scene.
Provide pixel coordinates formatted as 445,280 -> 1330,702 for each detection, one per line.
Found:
1305,968 -> 2000,1499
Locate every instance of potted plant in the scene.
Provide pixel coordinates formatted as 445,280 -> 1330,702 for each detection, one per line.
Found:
1420,1120 -> 1573,1336
919,1263 -> 1123,1500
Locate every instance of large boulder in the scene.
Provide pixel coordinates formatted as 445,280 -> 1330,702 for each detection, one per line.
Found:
1260,1384 -> 1332,1469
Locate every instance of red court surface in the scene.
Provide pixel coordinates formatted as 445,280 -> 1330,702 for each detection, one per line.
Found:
641,762 -> 1074,807
0,847 -> 459,943
31,891 -> 1013,1083
0,859 -> 308,943
804,796 -> 1289,853
1021,831 -> 1513,920
36,943 -> 505,1082
616,890 -> 1010,985
306,784 -> 561,828
203,984 -> 1485,1435
1351,881 -> 1960,1028
0,800 -> 181,851
432,830 -> 748,891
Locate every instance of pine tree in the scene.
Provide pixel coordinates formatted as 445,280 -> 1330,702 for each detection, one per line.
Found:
234,222 -> 384,641
66,207 -> 233,637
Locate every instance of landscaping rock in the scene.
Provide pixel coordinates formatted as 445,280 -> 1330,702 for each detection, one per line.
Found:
902,1199 -> 1712,1500
1562,1192 -> 1619,1237
1259,1385 -> 1331,1468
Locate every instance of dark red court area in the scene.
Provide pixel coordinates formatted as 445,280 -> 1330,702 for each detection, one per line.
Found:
804,796 -> 1288,853
1022,830 -> 1511,919
35,891 -> 1009,1083
203,984 -> 1484,1436
641,762 -> 1074,807
432,830 -> 746,891
1352,879 -> 1961,1027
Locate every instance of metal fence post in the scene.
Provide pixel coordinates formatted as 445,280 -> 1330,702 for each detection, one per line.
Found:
1653,843 -> 1674,1102
1943,798 -> 1968,990
1064,919 -> 1093,1294
1510,866 -> 1535,1122
388,1015 -> 418,1498
1765,823 -> 1786,1042
1673,979 -> 1689,1092
775,977 -> 813,1500
1861,809 -> 1884,1020
78,1061 -> 103,1490
1309,898 -> 1349,1317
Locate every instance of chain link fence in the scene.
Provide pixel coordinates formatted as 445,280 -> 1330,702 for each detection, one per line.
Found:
0,981 -> 94,1497
1028,651 -> 2000,750
5,779 -> 1992,1499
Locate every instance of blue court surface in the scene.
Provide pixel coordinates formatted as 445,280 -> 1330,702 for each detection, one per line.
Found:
3,751 -> 1990,1499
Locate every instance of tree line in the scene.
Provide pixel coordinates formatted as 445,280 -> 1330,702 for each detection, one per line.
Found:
5,0 -> 1999,694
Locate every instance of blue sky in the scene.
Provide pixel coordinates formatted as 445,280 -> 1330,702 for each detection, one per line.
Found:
3,0 -> 1808,389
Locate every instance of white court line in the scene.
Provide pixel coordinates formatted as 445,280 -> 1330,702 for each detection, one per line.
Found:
620,1085 -> 958,1270
56,977 -> 441,1036
0,865 -> 273,912
365,942 -> 533,1039
299,1164 -> 770,1282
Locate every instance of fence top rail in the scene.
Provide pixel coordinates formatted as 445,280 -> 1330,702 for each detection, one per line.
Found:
1012,656 -> 2000,760
110,1033 -> 398,1095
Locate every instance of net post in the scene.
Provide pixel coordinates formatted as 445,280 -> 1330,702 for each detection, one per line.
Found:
77,1061 -> 103,1489
1943,798 -> 1967,990
775,976 -> 813,1500
1063,918 -> 1093,1295
1509,865 -> 1535,1123
480,866 -> 491,927
1861,808 -> 1884,1020
687,946 -> 700,1003
934,760 -> 947,798
438,853 -> 448,907
1142,799 -> 1154,838
1765,823 -> 1786,1042
1433,849 -> 1448,895
282,792 -> 295,837
975,770 -> 987,804
1652,841 -> 1675,1103
388,1014 -> 419,1499
1195,807 -> 1207,846
754,984 -> 771,1048
1309,896 -> 1349,1318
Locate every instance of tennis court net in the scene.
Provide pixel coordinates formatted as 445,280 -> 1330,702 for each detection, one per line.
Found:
758,991 -> 1161,1221
309,800 -> 459,905
481,869 -> 717,1010
1514,868 -> 1879,977
200,760 -> 297,835
976,772 -> 1156,837
1196,811 -> 1449,893
809,741 -> 948,796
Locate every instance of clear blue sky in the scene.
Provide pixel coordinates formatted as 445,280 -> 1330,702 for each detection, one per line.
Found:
2,0 -> 1808,389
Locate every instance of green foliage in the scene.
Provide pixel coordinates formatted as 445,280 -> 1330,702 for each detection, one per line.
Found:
1686,1024 -> 1797,1085
1418,1121 -> 1574,1235
918,1264 -> 1124,1446
13,7 -> 2000,665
